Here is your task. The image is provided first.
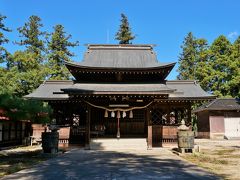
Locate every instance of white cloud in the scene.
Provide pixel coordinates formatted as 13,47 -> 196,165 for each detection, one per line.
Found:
228,31 -> 238,39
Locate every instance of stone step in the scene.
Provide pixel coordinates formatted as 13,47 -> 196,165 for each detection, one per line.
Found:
90,138 -> 148,150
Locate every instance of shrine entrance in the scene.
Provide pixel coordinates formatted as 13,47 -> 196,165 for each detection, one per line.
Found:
90,107 -> 147,139
51,99 -> 193,149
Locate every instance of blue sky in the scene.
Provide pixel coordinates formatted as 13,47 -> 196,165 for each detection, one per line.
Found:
1,0 -> 240,80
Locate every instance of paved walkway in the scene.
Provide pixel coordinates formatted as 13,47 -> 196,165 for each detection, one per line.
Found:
1,147 -> 220,180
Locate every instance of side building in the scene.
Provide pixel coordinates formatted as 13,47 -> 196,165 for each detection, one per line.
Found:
194,98 -> 240,139
26,44 -> 215,148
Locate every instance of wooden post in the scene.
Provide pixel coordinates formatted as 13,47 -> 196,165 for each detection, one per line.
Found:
167,103 -> 170,124
187,103 -> 192,126
85,105 -> 91,150
147,108 -> 152,149
117,117 -> 120,138
148,126 -> 152,149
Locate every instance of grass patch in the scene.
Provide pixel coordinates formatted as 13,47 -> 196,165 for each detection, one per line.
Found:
222,154 -> 240,159
0,150 -> 56,178
183,152 -> 230,179
214,149 -> 236,156
185,153 -> 229,165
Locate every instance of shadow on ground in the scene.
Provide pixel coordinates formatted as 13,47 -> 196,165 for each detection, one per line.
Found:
1,141 -> 221,180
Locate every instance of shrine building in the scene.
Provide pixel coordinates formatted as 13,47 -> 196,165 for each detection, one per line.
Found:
26,44 -> 215,149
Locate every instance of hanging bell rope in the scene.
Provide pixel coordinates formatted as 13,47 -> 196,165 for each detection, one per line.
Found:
84,101 -> 153,111
117,111 -> 121,119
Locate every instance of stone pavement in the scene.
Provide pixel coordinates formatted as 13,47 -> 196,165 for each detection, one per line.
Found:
1,144 -> 220,180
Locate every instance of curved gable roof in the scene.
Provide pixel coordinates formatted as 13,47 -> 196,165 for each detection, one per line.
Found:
68,44 -> 175,69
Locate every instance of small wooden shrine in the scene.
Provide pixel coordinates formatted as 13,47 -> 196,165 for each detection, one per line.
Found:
26,44 -> 214,148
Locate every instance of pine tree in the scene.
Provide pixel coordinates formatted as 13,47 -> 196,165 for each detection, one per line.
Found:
115,13 -> 135,44
47,24 -> 79,80
0,14 -> 11,63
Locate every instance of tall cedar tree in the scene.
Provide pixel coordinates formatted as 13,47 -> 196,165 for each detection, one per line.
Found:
178,33 -> 239,98
115,13 -> 135,44
177,32 -> 209,89
0,14 -> 14,95
229,37 -> 240,98
208,35 -> 232,97
11,15 -> 46,96
0,14 -> 11,63
194,38 -> 210,91
177,32 -> 197,80
47,24 -> 79,80
16,15 -> 45,62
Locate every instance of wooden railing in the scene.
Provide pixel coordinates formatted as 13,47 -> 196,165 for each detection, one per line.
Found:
152,125 -> 178,147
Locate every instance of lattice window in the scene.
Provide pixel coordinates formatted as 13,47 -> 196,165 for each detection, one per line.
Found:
169,108 -> 189,125
72,114 -> 80,127
151,109 -> 166,125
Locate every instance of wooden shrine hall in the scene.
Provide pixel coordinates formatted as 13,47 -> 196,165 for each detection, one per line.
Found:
26,44 -> 214,149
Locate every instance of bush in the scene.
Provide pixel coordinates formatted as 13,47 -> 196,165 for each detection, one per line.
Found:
0,94 -> 52,123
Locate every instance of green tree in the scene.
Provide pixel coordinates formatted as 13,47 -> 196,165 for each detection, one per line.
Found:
229,36 -> 240,98
0,94 -> 52,123
10,51 -> 45,96
9,15 -> 47,96
177,32 -> 198,80
177,32 -> 211,90
194,38 -> 211,91
178,33 -> 239,98
0,67 -> 19,94
208,35 -> 232,97
0,14 -> 11,64
16,15 -> 45,62
47,24 -> 79,80
115,13 -> 135,44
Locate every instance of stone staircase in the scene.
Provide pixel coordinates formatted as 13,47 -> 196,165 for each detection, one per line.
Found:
90,138 -> 148,150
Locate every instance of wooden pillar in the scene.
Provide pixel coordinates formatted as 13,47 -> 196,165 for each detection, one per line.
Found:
147,108 -> 152,149
85,105 -> 91,150
187,103 -> 192,126
166,103 -> 170,123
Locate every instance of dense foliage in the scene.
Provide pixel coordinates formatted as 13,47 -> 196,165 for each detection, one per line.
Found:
0,15 -> 78,124
47,24 -> 79,80
178,32 -> 240,98
0,15 -> 78,96
0,94 -> 52,123
115,13 -> 135,44
0,14 -> 11,64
